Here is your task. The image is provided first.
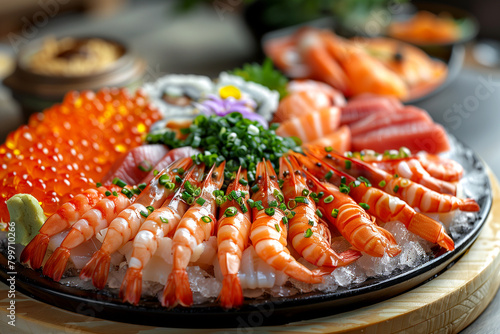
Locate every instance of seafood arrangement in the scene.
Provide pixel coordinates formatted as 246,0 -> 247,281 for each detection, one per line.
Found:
0,49 -> 484,314
264,27 -> 448,101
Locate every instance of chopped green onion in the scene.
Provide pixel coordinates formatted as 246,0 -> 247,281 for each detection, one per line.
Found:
175,175 -> 182,183
105,190 -> 112,196
225,206 -> 237,217
159,174 -> 170,186
357,176 -> 372,187
165,182 -> 176,190
247,199 -> 255,208
359,203 -> 370,210
239,178 -> 248,186
325,170 -> 333,180
265,208 -> 275,216
153,169 -> 159,176
379,180 -> 387,187
278,203 -> 287,211
112,191 -> 118,197
339,184 -> 350,194
196,197 -> 206,206
393,185 -> 400,193
317,192 -> 324,198
269,200 -> 277,208
140,210 -> 149,218
286,210 -> 296,219
275,224 -> 281,232
393,174 -> 399,178
201,216 -> 212,223
146,206 -> 154,213
331,208 -> 339,218
287,200 -> 297,209
302,189 -> 310,197
138,183 -> 147,191
230,190 -> 239,200
324,195 -> 334,203
345,160 -> 352,170
138,160 -> 153,172
315,209 -> 323,218
282,216 -> 288,224
240,205 -> 248,213
121,188 -> 134,199
278,179 -> 284,188
295,196 -> 307,203
251,184 -> 259,193
304,228 -> 313,238
187,197 -> 195,205
112,177 -> 127,188
184,181 -> 195,195
308,220 -> 314,226
160,217 -> 169,224
96,182 -> 102,188
325,146 -> 333,152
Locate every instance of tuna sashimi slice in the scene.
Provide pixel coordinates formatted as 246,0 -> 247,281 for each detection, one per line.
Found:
102,144 -> 168,186
340,96 -> 403,125
276,106 -> 340,143
352,121 -> 450,154
349,106 -> 432,137
304,125 -> 351,154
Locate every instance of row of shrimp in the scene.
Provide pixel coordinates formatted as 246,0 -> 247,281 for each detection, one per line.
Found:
19,144 -> 479,308
265,26 -> 447,101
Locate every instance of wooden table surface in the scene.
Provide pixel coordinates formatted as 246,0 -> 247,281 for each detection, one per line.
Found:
0,1 -> 500,332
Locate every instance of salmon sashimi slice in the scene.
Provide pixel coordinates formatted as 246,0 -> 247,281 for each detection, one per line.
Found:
101,144 -> 168,186
298,30 -> 350,95
304,125 -> 351,154
287,79 -> 346,107
349,106 -> 433,137
276,107 -> 341,143
352,121 -> 450,154
340,96 -> 403,125
273,91 -> 330,123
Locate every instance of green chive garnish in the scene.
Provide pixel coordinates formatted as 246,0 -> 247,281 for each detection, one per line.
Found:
140,210 -> 149,218
275,224 -> 280,232
269,200 -> 277,208
359,203 -> 370,210
160,217 -> 169,224
159,174 -> 169,186
112,177 -> 127,188
345,160 -> 352,170
315,209 -> 323,218
325,146 -> 333,152
331,208 -> 339,218
304,228 -> 313,238
121,188 -> 133,199
201,216 -> 212,223
153,169 -> 159,176
239,178 -> 248,186
379,180 -> 387,187
96,182 -> 102,188
308,220 -> 314,226
105,190 -> 112,196
138,183 -> 147,191
265,208 -> 275,216
325,170 -> 333,180
196,197 -> 206,206
287,199 -> 297,209
247,199 -> 255,208
138,160 -> 153,172
282,216 -> 288,224
225,206 -> 237,217
324,195 -> 334,203
112,191 -> 118,197
393,185 -> 400,193
251,184 -> 259,193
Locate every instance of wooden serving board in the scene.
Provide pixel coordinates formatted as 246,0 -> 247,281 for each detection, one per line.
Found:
1,170 -> 500,334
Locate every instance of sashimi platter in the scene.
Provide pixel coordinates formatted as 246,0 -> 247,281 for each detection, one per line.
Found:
0,27 -> 492,328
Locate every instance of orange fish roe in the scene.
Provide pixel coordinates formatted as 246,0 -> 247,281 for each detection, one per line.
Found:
0,88 -> 161,222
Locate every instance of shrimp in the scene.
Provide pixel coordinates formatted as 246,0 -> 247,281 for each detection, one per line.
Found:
417,152 -> 463,182
279,156 -> 361,267
368,158 -> 457,195
80,157 -> 194,289
161,161 -> 226,307
250,160 -> 329,284
20,187 -> 109,269
302,168 -> 401,257
306,146 -> 479,213
296,152 -> 454,250
217,167 -> 252,309
42,187 -> 135,281
119,164 -> 205,305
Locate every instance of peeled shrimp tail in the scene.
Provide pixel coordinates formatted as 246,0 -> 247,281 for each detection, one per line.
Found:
119,268 -> 143,305
409,213 -> 455,250
79,249 -> 111,289
161,269 -> 192,308
219,274 -> 244,309
42,247 -> 71,281
20,234 -> 49,269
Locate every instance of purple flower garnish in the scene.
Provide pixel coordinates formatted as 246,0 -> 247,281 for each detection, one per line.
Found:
195,94 -> 268,128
